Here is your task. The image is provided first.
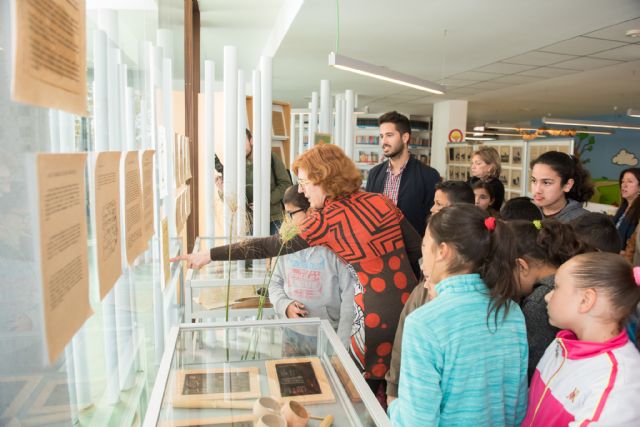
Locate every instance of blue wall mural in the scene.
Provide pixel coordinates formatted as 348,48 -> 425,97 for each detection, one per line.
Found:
533,114 -> 640,180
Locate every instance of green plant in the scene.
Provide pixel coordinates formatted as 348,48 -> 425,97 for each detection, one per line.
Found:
575,133 -> 596,165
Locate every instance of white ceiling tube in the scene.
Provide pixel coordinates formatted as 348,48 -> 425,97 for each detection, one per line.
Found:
335,93 -> 344,149
319,80 -> 331,134
259,56 -> 273,237
542,117 -> 640,131
328,52 -> 445,95
223,46 -> 238,237
252,69 -> 262,237
202,60 -> 216,237
344,90 -> 355,160
236,69 -> 247,237
309,91 -> 318,148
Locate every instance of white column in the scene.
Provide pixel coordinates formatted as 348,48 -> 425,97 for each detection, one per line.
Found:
335,94 -> 344,149
97,8 -> 118,45
260,56 -> 272,236
236,69 -> 247,236
289,112 -> 296,170
251,70 -> 262,237
48,110 -> 60,152
345,90 -> 355,159
223,46 -> 238,235
309,91 -> 318,148
203,60 -> 216,236
319,80 -> 331,134
298,113 -> 304,158
93,30 -> 108,151
431,100 -> 468,176
156,29 -> 173,60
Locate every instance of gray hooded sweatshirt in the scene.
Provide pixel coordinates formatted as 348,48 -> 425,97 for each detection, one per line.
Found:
269,246 -> 355,348
520,275 -> 560,382
546,198 -> 589,223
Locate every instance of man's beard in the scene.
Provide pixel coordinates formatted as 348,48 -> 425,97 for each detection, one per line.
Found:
383,144 -> 403,159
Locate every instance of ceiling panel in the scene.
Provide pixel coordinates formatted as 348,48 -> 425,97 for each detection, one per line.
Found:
441,78 -> 477,88
448,70 -> 503,81
583,17 -> 640,42
518,67 -> 578,78
591,44 -> 640,61
466,81 -> 511,90
492,74 -> 543,84
552,56 -> 623,71
503,51 -> 578,66
540,36 -> 627,55
475,62 -> 536,74
266,0 -> 640,122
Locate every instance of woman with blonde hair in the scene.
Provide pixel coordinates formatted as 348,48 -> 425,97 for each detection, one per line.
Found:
174,144 -> 421,402
469,146 -> 504,210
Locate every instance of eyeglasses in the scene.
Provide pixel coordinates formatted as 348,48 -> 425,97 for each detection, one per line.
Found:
286,208 -> 306,219
297,177 -> 311,187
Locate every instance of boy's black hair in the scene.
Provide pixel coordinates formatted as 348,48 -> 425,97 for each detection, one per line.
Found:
500,197 -> 542,221
570,212 -> 622,254
435,181 -> 475,205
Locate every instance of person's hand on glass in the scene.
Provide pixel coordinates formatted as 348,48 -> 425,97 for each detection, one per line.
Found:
170,251 -> 212,269
285,301 -> 307,318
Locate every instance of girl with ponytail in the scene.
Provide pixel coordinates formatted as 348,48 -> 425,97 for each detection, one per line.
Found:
389,205 -> 528,426
522,253 -> 640,426
508,219 -> 588,381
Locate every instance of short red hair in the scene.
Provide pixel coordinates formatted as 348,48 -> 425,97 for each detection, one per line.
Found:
292,144 -> 362,199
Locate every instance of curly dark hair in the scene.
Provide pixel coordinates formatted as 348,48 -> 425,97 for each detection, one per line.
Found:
530,151 -> 594,203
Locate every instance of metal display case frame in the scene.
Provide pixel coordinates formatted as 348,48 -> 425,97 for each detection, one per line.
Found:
143,319 -> 391,427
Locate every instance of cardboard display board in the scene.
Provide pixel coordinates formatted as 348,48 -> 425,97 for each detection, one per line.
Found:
12,0 -> 88,115
35,153 -> 92,363
94,152 -> 122,299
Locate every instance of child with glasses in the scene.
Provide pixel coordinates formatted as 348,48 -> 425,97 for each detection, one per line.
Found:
269,185 -> 355,350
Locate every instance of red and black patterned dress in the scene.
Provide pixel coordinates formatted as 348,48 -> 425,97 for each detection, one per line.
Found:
210,191 -> 421,379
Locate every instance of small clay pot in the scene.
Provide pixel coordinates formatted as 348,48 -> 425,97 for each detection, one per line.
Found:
253,397 -> 282,418
281,400 -> 309,427
256,414 -> 286,427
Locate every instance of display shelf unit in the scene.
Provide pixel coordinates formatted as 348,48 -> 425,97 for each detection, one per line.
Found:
446,139 -> 574,201
184,237 -> 275,322
143,319 -> 391,427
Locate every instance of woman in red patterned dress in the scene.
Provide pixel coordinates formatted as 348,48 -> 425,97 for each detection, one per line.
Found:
174,144 -> 421,398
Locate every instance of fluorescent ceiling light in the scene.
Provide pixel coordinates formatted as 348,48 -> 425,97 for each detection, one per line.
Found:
628,108 -> 640,118
465,137 -> 495,141
542,117 -> 640,131
328,52 -> 445,95
485,123 -> 613,135
466,130 -> 543,137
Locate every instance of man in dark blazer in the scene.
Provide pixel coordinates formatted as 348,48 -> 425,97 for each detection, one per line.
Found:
366,111 -> 440,236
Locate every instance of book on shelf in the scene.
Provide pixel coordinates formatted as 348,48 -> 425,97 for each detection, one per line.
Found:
358,151 -> 380,164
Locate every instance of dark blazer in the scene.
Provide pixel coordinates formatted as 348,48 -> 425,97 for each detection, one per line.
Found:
366,155 -> 440,236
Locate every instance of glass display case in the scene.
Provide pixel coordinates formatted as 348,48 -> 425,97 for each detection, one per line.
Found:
185,237 -> 275,322
143,319 -> 391,427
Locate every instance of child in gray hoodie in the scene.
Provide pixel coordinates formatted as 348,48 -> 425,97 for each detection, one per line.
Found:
269,185 -> 355,349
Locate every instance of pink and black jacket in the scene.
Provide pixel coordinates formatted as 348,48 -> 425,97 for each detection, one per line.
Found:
522,329 -> 640,426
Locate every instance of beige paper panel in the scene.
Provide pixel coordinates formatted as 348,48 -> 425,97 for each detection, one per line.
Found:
13,0 -> 88,116
124,151 -> 146,265
36,153 -> 92,363
94,152 -> 122,300
141,150 -> 156,242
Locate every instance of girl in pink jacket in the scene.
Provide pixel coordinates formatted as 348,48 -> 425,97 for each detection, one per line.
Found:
522,252 -> 640,426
